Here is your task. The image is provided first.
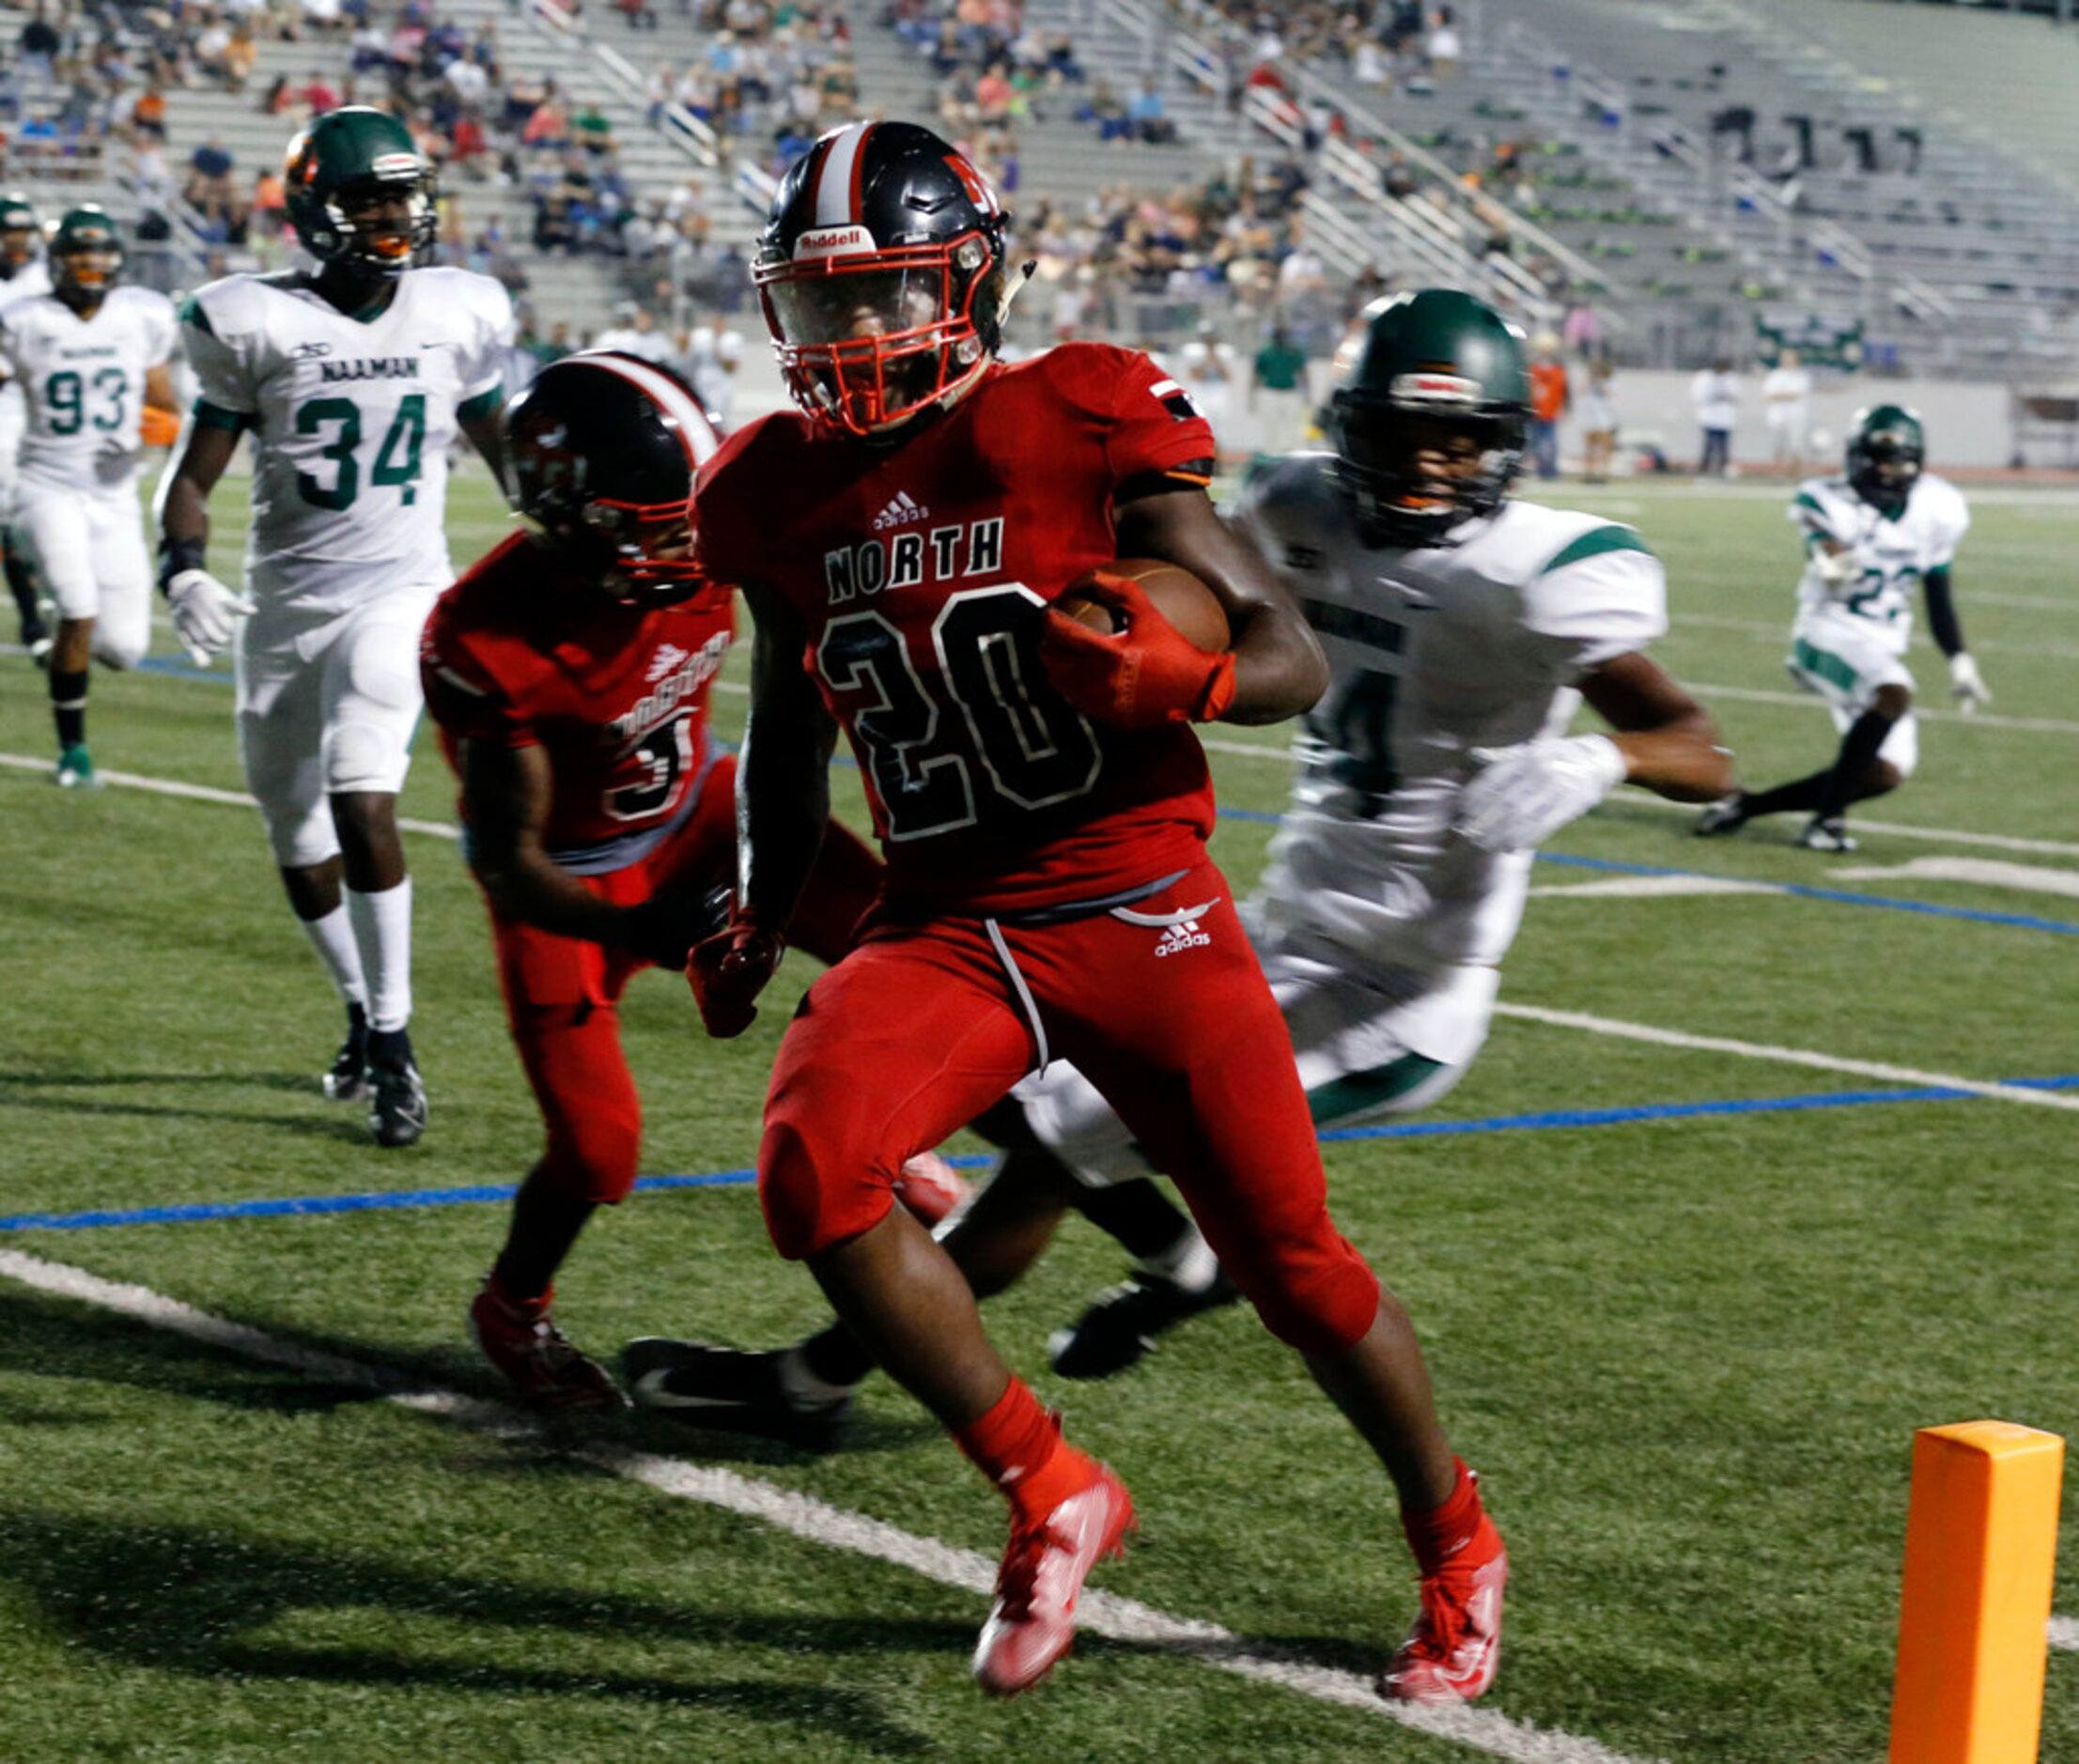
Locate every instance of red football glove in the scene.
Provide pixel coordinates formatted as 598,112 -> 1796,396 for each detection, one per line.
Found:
688,914 -> 785,1039
1039,570 -> 1237,731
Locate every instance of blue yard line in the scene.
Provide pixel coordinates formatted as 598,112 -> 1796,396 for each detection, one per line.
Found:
6,1080 -> 2071,1237
1534,851 -> 2079,937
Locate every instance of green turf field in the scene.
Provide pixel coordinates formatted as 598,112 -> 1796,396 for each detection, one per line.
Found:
3,472 -> 2076,1762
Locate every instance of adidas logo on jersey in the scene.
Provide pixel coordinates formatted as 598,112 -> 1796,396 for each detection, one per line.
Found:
1153,919 -> 1211,958
872,490 -> 928,532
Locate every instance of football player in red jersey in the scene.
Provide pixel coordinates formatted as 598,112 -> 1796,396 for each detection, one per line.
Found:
688,121 -> 1507,1704
420,352 -> 883,1411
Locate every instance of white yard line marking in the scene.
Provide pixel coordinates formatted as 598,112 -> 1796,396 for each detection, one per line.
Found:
1493,1003 -> 2079,1115
1970,592 -> 2079,614
1674,612 -> 2079,665
0,1246 -> 1657,1764
2051,1616 -> 2079,1653
1686,681 -> 2079,737
1827,858 -> 2079,901
1528,875 -> 1785,901
0,752 -> 460,842
1619,790 -> 2079,858
14,746 -> 2079,869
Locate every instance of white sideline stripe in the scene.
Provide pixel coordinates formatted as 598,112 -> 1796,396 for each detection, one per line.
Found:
0,752 -> 461,842
1686,681 -> 2079,737
2051,1616 -> 2079,1652
1493,1003 -> 2079,1115
0,1247 -> 1658,1764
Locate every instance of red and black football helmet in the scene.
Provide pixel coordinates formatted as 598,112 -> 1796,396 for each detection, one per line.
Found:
504,351 -> 722,601
754,120 -> 1011,438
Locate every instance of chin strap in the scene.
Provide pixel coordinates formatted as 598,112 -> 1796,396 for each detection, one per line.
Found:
996,257 -> 1037,331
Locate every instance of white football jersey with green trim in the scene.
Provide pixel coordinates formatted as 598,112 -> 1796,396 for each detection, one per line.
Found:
180,267 -> 513,614
1230,455 -> 1667,970
0,258 -> 54,473
1789,473 -> 1968,658
0,286 -> 176,491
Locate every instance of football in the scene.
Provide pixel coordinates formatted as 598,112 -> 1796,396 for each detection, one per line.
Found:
1057,557 -> 1233,653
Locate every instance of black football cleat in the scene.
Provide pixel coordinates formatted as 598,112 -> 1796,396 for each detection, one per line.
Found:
323,1004 -> 370,1102
622,1338 -> 851,1451
367,1055 -> 428,1148
1047,1267 -> 1243,1380
1692,795 -> 1749,838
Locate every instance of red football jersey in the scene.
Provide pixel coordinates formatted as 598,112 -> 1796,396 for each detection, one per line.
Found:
421,533 -> 736,872
695,343 -> 1218,915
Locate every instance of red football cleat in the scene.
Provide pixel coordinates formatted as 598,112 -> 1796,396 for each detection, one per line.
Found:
1377,1511 -> 1508,1705
893,1150 -> 972,1228
469,1277 -> 628,1412
972,1465 -> 1135,1697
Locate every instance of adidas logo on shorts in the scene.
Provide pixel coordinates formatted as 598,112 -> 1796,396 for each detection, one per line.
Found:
872,490 -> 929,532
1154,918 -> 1211,958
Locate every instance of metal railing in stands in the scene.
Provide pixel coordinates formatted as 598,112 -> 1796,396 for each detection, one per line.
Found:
523,0 -> 776,216
1140,0 -> 1621,296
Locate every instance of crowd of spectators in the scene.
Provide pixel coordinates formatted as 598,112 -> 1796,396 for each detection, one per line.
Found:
659,0 -> 861,178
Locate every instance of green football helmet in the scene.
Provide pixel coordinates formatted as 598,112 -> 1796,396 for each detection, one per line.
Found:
0,191 -> 40,277
50,205 -> 123,306
1846,403 -> 1923,509
1327,288 -> 1530,547
285,106 -> 437,281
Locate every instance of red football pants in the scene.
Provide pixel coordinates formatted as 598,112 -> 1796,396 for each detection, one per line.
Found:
758,859 -> 1382,1354
491,752 -> 882,1204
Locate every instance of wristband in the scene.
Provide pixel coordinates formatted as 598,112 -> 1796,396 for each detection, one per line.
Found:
158,537 -> 208,593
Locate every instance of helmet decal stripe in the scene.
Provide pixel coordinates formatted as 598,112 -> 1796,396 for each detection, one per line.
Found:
573,351 -> 721,472
814,122 -> 874,228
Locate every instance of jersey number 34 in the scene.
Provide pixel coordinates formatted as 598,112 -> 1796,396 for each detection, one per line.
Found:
295,395 -> 428,510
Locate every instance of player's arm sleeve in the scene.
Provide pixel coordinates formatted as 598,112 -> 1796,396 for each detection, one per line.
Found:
1788,485 -> 1841,550
419,614 -> 536,749
1089,345 -> 1219,498
457,280 -> 517,416
178,292 -> 257,433
1524,524 -> 1668,679
1923,565 -> 1965,658
146,292 -> 179,366
1928,485 -> 1971,568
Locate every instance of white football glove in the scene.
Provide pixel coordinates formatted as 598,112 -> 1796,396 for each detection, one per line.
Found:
1811,546 -> 1857,591
164,568 -> 255,664
1948,652 -> 1992,715
1456,734 -> 1628,854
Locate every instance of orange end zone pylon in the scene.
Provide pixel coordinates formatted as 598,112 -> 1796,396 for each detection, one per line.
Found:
1889,1421 -> 2066,1764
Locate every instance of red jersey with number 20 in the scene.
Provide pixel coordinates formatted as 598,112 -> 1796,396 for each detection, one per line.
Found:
695,343 -> 1218,916
420,533 -> 736,873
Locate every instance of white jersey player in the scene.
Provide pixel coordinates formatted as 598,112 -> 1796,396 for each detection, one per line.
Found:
1695,404 -> 1986,852
630,292 -> 1733,1466
0,191 -> 54,658
156,108 -> 513,1147
0,206 -> 178,787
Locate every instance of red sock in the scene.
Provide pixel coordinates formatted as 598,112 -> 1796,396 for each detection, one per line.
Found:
954,1377 -> 1098,1520
1403,1458 -> 1486,1575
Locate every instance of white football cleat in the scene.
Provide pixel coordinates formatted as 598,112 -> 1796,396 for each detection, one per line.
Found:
972,1466 -> 1134,1697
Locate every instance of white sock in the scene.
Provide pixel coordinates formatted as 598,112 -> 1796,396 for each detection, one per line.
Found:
1139,1224 -> 1219,1293
346,877 -> 413,1033
300,903 -> 368,1011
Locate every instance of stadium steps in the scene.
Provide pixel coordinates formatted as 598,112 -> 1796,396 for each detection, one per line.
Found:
1468,0 -> 2079,376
